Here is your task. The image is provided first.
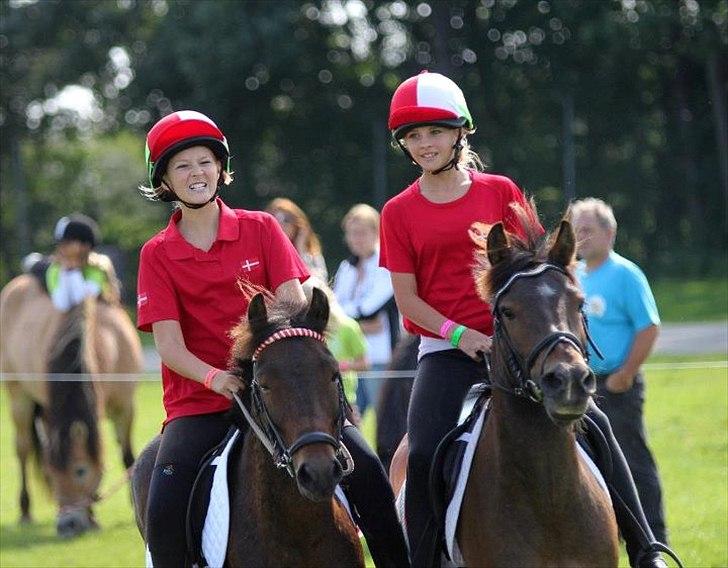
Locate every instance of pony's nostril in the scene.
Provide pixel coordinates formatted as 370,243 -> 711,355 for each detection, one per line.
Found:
581,370 -> 596,393
297,463 -> 312,487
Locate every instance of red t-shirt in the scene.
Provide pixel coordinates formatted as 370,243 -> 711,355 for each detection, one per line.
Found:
380,170 -> 539,338
137,198 -> 309,424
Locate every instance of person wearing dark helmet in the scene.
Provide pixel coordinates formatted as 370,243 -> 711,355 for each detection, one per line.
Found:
45,213 -> 120,311
137,110 -> 409,567
379,72 -> 679,568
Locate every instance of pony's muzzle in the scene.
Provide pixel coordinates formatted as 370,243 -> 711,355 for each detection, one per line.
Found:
56,506 -> 97,538
294,449 -> 343,502
541,364 -> 596,421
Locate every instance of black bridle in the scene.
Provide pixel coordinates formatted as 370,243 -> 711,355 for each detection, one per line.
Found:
489,263 -> 603,403
233,329 -> 353,478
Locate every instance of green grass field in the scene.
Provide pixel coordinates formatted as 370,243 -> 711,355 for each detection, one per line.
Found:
1,356 -> 726,567
651,278 -> 728,323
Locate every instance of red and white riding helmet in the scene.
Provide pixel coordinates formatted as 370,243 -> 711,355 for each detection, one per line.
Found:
388,71 -> 473,139
145,110 -> 230,188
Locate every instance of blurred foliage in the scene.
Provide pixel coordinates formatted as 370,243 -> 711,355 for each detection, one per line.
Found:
1,0 -> 726,300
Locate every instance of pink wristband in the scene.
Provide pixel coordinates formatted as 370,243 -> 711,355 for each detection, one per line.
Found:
439,319 -> 456,339
203,368 -> 222,390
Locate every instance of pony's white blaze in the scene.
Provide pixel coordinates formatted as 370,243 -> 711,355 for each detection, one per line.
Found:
536,282 -> 558,299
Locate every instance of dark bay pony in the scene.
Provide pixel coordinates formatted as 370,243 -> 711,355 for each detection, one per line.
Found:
391,216 -> 619,566
131,288 -> 363,567
376,333 -> 418,472
0,273 -> 142,537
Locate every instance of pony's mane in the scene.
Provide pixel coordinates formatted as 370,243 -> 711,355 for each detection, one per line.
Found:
227,280 -> 323,369
474,202 -> 574,303
46,303 -> 101,470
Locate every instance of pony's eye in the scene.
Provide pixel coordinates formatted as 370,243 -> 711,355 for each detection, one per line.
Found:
501,307 -> 516,320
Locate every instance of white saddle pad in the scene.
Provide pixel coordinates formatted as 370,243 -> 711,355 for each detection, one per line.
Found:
443,406 -> 610,565
146,431 -> 356,568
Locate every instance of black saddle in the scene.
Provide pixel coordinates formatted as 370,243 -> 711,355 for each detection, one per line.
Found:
186,426 -> 244,568
427,383 -> 491,563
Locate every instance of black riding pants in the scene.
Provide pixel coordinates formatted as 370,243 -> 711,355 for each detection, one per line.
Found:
342,424 -> 410,568
405,350 -> 486,567
595,372 -> 667,544
146,412 -> 230,568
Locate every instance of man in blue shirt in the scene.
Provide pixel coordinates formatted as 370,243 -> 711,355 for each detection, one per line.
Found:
573,198 -> 667,547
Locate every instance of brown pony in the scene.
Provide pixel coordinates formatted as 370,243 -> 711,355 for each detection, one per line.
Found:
131,288 -> 363,567
390,217 -> 619,566
0,273 -> 142,537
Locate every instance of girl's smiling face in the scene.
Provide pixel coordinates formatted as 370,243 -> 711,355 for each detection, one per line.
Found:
401,125 -> 460,173
162,145 -> 222,204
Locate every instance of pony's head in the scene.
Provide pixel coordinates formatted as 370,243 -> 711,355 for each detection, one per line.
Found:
229,286 -> 348,501
45,303 -> 103,537
474,207 -> 596,426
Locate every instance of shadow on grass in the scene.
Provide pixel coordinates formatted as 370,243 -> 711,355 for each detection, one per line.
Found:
0,519 -> 132,551
0,521 -> 58,549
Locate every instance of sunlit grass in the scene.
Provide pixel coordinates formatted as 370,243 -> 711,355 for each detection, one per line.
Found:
1,357 -> 726,567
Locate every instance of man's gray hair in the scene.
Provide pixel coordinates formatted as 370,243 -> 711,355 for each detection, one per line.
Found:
571,197 -> 617,232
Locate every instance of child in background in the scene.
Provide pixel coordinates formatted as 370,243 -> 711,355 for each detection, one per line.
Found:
302,276 -> 368,423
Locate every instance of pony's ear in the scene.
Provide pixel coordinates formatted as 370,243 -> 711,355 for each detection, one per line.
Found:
305,287 -> 330,333
487,223 -> 511,266
548,220 -> 576,267
247,293 -> 269,331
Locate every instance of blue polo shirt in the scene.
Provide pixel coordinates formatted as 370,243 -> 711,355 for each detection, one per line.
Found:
575,251 -> 660,374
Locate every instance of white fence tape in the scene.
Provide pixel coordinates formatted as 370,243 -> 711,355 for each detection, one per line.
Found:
0,361 -> 725,382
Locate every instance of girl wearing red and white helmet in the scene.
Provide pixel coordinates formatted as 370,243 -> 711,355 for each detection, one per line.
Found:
137,111 -> 408,567
380,73 -> 675,568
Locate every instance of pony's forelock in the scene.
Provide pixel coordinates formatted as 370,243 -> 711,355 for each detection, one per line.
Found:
228,280 -> 322,374
473,200 -> 575,303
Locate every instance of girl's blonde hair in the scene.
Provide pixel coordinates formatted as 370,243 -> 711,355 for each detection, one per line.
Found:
341,203 -> 380,233
265,197 -> 323,255
457,129 -> 485,171
301,276 -> 347,332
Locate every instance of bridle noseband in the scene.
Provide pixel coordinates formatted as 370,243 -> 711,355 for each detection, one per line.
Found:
489,263 -> 603,403
233,327 -> 353,478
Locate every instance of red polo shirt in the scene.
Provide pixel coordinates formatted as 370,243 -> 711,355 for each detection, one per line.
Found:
137,198 -> 309,423
380,170 -> 540,338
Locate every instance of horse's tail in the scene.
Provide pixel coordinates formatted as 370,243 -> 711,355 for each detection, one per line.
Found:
30,402 -> 52,491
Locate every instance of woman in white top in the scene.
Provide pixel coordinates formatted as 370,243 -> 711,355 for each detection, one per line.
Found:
333,204 -> 399,414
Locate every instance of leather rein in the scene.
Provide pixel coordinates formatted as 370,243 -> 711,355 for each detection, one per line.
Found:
489,263 -> 603,403
233,327 -> 353,478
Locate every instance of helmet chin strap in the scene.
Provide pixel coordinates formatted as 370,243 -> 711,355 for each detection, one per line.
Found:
431,132 -> 464,175
161,181 -> 219,209
396,131 -> 464,176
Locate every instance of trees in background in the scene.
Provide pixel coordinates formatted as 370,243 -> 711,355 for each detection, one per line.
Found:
1,0 -> 725,293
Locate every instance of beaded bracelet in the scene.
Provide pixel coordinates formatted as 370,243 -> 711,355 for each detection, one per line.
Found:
203,368 -> 222,390
450,325 -> 467,348
439,319 -> 456,339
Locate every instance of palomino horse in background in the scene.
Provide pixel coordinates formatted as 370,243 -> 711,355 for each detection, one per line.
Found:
132,289 -> 363,567
390,216 -> 619,566
0,273 -> 142,537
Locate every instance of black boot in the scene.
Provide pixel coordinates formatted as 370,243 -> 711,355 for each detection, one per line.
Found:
581,407 -> 683,568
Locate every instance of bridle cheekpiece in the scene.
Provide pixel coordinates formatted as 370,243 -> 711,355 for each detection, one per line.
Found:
234,326 -> 353,478
490,263 -> 602,403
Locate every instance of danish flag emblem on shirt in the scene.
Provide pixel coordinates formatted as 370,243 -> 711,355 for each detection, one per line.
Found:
241,259 -> 261,272
137,293 -> 148,307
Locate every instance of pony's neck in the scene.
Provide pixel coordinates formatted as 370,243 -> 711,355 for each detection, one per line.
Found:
488,391 -> 582,492
244,437 -> 339,532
